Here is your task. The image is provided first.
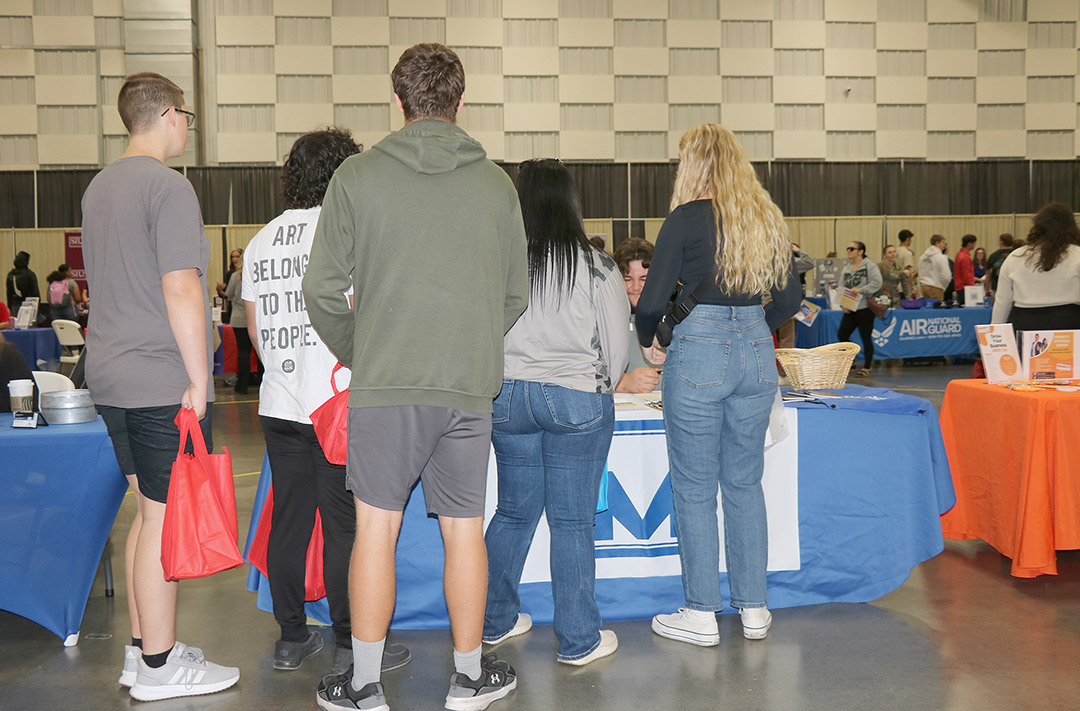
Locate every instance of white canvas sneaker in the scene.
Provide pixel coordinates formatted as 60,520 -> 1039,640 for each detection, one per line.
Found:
651,608 -> 720,647
740,607 -> 772,640
482,613 -> 532,647
128,642 -> 239,701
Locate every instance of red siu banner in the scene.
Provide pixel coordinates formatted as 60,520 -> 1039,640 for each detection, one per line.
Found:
64,231 -> 87,294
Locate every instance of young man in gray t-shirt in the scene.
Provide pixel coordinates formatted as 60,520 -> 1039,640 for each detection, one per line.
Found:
81,72 -> 238,701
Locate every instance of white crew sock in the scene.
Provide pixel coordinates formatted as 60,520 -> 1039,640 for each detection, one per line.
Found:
454,644 -> 482,681
351,636 -> 385,691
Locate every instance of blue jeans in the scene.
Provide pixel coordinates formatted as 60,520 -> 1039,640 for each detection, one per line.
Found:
662,304 -> 776,611
483,379 -> 614,661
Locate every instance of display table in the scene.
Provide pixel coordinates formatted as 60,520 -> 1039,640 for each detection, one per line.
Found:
939,379 -> 1080,577
243,386 -> 954,627
4,328 -> 62,369
796,307 -> 990,358
0,414 -> 126,645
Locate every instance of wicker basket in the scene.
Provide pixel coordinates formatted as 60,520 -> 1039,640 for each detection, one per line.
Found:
775,342 -> 862,390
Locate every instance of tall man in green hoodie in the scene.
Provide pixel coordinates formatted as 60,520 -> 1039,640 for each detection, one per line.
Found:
304,43 -> 529,711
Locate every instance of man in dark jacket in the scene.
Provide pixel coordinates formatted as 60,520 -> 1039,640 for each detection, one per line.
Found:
6,251 -> 40,315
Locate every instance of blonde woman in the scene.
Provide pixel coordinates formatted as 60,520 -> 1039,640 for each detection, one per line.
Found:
635,123 -> 800,647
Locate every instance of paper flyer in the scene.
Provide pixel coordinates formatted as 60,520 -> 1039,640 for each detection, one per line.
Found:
794,299 -> 822,327
1022,330 -> 1080,380
975,324 -> 1022,384
839,288 -> 860,311
14,297 -> 39,330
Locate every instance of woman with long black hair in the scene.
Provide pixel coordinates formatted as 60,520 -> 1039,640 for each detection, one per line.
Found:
483,159 -> 629,666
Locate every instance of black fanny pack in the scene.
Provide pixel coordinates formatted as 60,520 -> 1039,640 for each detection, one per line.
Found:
655,273 -> 715,347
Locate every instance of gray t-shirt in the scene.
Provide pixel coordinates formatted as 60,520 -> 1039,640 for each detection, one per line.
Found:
81,156 -> 214,408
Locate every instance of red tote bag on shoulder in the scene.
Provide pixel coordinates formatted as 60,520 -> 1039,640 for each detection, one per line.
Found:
310,363 -> 349,465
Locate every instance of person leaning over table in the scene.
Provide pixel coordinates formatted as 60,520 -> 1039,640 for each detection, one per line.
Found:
635,123 -> 800,649
838,241 -> 883,378
918,234 -> 950,302
613,237 -> 661,393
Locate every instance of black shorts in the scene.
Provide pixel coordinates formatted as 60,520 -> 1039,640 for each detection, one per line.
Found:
97,404 -> 214,504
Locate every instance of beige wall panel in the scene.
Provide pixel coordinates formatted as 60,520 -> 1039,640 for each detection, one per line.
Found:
876,77 -> 927,104
666,20 -> 722,48
94,0 -> 124,15
583,219 -> 614,250
785,218 -> 835,259
275,0 -> 330,14
32,18 -> 96,47
926,104 -> 976,131
772,22 -> 826,49
614,103 -> 668,131
558,19 -> 614,47
332,75 -> 392,103
718,0 -> 773,20
824,0 -> 875,22
1025,103 -> 1075,131
1025,49 -> 1075,76
0,50 -> 33,76
332,17 -> 390,45
877,22 -> 928,50
470,131 -> 503,159
217,132 -> 276,163
503,48 -> 559,75
560,131 -> 615,160
276,103 -> 334,134
275,46 -> 333,75
216,16 -> 275,45
926,50 -> 978,77
774,131 -> 826,159
0,106 -> 36,134
824,49 -> 877,77
773,76 -> 825,104
975,76 -> 1026,104
0,229 -> 14,264
36,77 -> 97,106
503,103 -> 559,132
719,49 -> 775,76
722,103 -> 774,130
975,130 -> 1026,157
38,135 -> 98,165
502,0 -> 556,18
0,1 -> 32,13
927,0 -> 978,22
1028,0 -> 1080,21
388,0 -> 445,16
643,219 -> 663,243
464,74 -> 503,103
876,131 -> 927,158
614,0 -> 667,19
835,218 -> 886,261
613,47 -> 668,76
218,75 -> 277,104
13,230 -> 66,276
669,76 -> 721,103
101,108 -> 126,135
446,18 -> 502,46
99,49 -> 126,77
350,130 -> 391,152
976,23 -> 1027,49
824,104 -> 876,131
559,75 -> 614,103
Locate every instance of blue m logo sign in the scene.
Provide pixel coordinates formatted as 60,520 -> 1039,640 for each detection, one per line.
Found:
594,471 -> 679,558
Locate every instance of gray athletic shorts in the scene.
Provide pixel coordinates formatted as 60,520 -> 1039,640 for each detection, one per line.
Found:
346,406 -> 492,518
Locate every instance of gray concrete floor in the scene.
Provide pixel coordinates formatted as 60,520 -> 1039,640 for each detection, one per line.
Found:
2,363 -> 1080,710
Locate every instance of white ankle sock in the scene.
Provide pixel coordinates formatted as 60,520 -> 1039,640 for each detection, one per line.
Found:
351,636 -> 385,690
454,645 -> 482,681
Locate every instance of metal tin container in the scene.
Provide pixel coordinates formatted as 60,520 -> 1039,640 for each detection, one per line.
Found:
40,389 -> 97,425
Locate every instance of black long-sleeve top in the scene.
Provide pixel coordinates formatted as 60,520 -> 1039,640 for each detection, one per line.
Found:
635,200 -> 802,347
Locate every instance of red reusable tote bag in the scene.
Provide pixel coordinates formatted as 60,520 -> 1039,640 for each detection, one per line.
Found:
310,363 -> 349,465
160,407 -> 243,581
246,485 -> 327,601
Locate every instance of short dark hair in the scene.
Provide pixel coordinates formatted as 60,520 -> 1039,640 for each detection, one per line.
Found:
391,43 -> 465,122
931,234 -> 946,247
13,251 -> 29,269
999,233 -> 1015,248
898,229 -> 913,243
613,238 -> 654,276
849,241 -> 866,255
961,234 -> 977,248
117,72 -> 184,134
281,128 -> 363,210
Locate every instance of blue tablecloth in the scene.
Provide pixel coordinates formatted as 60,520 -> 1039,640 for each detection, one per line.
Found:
0,414 -> 126,644
796,306 -> 990,358
4,328 -> 62,369
243,386 -> 955,626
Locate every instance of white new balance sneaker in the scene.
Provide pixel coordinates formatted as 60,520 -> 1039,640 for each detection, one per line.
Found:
128,642 -> 239,701
651,608 -> 720,647
740,607 -> 772,640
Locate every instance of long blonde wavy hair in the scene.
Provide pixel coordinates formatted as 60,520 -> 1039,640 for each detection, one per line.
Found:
670,123 -> 791,295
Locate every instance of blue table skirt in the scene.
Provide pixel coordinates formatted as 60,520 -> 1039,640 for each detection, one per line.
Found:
0,414 -> 126,644
4,328 -> 62,369
796,307 -> 991,358
244,386 -> 954,626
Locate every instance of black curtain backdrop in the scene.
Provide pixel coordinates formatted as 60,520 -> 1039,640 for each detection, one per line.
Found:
1030,161 -> 1080,211
36,169 -> 98,228
630,163 -> 677,218
188,166 -> 282,225
0,172 -> 35,228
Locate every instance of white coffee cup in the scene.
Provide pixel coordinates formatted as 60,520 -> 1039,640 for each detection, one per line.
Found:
8,378 -> 34,412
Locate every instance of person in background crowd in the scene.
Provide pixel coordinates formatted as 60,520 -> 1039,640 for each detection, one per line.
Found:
216,248 -> 243,323
6,251 -> 39,316
484,159 -> 629,667
46,270 -> 78,322
825,251 -> 838,258
0,331 -> 35,412
986,233 -> 1015,295
58,264 -> 86,308
896,230 -> 916,276
775,243 -> 814,349
878,244 -> 909,303
588,235 -> 607,252
303,43 -> 528,711
954,234 -> 977,304
918,235 -> 950,302
636,123 -> 800,649
838,241 -> 883,377
241,128 -> 411,678
973,247 -> 987,285
0,301 -> 10,329
991,202 -> 1080,332
613,238 -> 661,393
223,251 -> 261,394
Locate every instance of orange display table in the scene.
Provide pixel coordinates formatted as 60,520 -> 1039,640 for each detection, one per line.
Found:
939,379 -> 1080,577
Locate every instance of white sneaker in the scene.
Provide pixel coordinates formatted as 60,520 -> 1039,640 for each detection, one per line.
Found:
651,608 -> 719,647
128,642 -> 239,701
118,646 -> 138,687
483,613 -> 532,647
740,607 -> 772,640
558,629 -> 618,666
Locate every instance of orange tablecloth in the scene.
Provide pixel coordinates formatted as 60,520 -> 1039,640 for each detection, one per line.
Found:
939,379 -> 1080,577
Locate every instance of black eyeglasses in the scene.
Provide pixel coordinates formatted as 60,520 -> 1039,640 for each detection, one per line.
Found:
162,106 -> 196,128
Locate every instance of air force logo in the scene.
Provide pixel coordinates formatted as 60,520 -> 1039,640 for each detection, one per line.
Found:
872,319 -> 897,348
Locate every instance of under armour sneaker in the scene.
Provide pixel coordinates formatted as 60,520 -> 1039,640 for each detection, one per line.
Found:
274,631 -> 324,670
482,613 -> 532,647
128,642 -> 239,701
651,608 -> 720,647
120,643 -> 203,687
316,674 -> 389,711
330,643 -> 412,676
558,629 -> 618,666
444,654 -> 517,711
740,607 -> 772,640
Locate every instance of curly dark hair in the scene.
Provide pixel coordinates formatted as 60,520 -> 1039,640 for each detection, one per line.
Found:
1026,202 -> 1080,273
281,128 -> 363,210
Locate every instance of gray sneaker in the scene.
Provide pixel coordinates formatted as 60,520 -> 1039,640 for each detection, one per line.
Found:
118,646 -> 138,687
316,675 -> 389,711
128,642 -> 239,701
275,631 -> 324,670
330,643 -> 412,675
444,654 -> 517,711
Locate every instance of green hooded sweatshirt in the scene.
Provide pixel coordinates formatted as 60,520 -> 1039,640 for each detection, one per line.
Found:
303,119 -> 528,413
